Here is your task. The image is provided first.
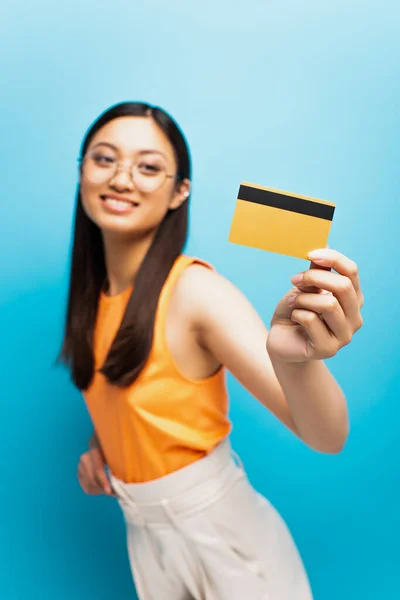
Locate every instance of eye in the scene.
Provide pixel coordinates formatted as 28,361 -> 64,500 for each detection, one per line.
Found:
138,162 -> 162,175
92,152 -> 116,167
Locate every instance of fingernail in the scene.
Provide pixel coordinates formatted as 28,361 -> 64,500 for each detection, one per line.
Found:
287,294 -> 298,306
291,273 -> 303,285
308,249 -> 330,260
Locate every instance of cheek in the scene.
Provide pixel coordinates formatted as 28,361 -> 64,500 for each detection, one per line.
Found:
80,182 -> 98,218
143,190 -> 175,223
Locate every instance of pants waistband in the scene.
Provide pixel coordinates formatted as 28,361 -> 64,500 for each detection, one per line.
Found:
110,439 -> 245,526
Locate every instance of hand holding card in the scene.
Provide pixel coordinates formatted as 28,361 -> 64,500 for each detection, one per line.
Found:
228,182 -> 362,362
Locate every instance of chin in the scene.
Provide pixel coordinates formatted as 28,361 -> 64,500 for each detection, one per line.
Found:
99,218 -> 145,237
96,213 -> 157,241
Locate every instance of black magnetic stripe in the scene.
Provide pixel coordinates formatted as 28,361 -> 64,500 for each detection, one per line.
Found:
238,185 -> 335,221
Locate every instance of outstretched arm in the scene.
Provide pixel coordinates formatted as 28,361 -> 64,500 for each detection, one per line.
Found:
183,249 -> 363,454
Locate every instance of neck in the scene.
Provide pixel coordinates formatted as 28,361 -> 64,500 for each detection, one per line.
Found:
102,232 -> 156,296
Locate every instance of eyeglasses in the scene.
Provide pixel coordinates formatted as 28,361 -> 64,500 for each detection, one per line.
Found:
79,146 -> 179,193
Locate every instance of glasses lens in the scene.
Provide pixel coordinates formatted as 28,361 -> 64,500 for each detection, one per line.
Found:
132,158 -> 167,192
81,149 -> 170,191
82,147 -> 118,183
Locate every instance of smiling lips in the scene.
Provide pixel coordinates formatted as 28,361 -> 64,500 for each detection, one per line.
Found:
100,194 -> 139,214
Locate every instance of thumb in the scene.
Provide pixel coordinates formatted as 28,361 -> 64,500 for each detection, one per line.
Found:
91,450 -> 114,496
96,468 -> 114,495
271,287 -> 299,322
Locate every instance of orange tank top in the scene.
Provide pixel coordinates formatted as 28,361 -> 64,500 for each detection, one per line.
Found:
82,255 -> 232,483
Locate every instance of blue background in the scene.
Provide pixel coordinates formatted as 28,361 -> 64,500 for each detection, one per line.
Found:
1,1 -> 399,598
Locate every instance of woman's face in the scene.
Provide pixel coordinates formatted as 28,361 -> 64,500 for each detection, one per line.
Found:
80,116 -> 189,238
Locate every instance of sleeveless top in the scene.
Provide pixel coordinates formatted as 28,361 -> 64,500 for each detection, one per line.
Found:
82,255 -> 232,483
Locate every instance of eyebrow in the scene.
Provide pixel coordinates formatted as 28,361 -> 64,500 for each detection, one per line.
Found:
90,141 -> 168,159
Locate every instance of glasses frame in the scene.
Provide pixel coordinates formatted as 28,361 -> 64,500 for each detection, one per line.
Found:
77,149 -> 181,191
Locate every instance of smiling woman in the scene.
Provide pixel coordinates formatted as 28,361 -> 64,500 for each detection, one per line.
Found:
59,101 -> 363,600
61,103 -> 191,390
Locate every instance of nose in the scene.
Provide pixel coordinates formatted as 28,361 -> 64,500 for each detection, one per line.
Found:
109,167 -> 135,192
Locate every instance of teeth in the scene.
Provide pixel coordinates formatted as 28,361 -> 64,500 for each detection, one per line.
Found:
104,198 -> 133,209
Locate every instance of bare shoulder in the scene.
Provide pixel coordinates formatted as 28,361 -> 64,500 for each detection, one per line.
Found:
175,262 -> 236,305
173,261 -> 258,331
170,263 -> 220,325
177,262 -> 223,294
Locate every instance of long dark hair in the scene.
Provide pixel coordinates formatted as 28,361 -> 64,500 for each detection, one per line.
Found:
59,102 -> 191,390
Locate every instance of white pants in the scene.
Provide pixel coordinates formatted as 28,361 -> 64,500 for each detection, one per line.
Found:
110,440 -> 313,600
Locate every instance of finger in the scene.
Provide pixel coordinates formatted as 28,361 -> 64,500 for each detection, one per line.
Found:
294,261 -> 332,294
79,454 -> 103,490
289,292 -> 353,345
90,451 -> 114,496
291,269 -> 360,324
308,248 -> 363,306
80,453 -> 98,483
84,482 -> 104,495
310,260 -> 331,273
291,308 -> 338,358
77,465 -> 92,494
95,469 -> 114,496
78,462 -> 103,494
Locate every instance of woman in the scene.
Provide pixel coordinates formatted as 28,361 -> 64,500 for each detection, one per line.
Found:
60,101 -> 363,600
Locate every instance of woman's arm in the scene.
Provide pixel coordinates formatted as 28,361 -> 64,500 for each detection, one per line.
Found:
180,256 -> 361,454
268,359 -> 348,453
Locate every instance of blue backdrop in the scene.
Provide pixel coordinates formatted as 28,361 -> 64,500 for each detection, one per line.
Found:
1,1 -> 399,598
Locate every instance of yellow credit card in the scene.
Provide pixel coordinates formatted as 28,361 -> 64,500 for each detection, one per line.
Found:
228,182 -> 335,260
